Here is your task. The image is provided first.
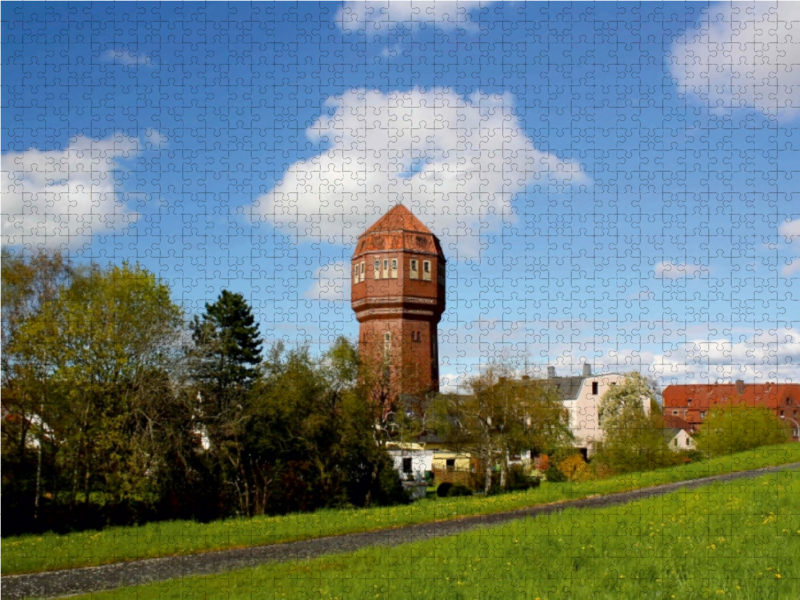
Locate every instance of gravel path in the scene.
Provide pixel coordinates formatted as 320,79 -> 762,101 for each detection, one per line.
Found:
4,462 -> 799,600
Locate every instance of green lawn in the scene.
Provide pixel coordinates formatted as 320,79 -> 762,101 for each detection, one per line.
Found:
3,443 -> 799,576
71,468 -> 800,600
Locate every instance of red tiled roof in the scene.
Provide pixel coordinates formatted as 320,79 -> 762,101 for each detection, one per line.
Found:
663,383 -> 800,410
662,414 -> 691,431
363,204 -> 432,235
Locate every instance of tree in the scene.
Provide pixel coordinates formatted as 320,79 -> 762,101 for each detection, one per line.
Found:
1,249 -> 72,519
594,372 -> 674,473
186,290 -> 264,514
433,365 -> 573,493
3,259 -> 185,524
694,403 -> 791,458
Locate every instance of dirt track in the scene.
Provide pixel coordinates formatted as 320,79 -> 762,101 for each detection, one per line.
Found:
4,462 -> 799,600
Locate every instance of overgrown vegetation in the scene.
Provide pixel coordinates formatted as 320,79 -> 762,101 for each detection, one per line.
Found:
1,251 -> 408,537
694,403 -> 791,457
66,469 -> 800,600
4,443 -> 798,576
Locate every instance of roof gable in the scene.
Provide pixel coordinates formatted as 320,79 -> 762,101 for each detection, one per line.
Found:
363,204 -> 432,236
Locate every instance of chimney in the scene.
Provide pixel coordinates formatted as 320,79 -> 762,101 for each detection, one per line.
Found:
582,363 -> 592,378
736,379 -> 745,393
547,366 -> 556,379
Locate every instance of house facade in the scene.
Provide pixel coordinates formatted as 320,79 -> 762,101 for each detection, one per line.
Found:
546,364 -> 647,455
663,381 -> 800,441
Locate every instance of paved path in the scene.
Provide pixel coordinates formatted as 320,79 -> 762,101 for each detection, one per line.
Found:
5,462 -> 799,600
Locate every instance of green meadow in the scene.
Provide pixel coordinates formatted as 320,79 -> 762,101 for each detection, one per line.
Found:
71,469 -> 800,600
3,443 -> 799,576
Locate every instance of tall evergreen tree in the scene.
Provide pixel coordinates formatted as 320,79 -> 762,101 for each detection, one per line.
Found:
190,290 -> 263,398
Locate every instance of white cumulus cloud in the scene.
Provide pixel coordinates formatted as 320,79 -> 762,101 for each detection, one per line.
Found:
304,261 -> 351,302
103,48 -> 153,66
779,218 -> 800,276
254,88 -> 588,255
670,2 -> 800,119
654,261 -> 710,279
2,134 -> 141,249
337,1 -> 483,34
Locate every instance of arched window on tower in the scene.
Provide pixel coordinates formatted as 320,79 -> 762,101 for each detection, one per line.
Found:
383,331 -> 392,362
374,259 -> 381,279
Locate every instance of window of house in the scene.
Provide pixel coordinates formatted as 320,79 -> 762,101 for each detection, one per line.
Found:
787,398 -> 792,406
446,458 -> 455,471
383,332 -> 391,361
780,410 -> 785,417
410,259 -> 419,279
592,382 -> 599,395
687,399 -> 693,406
353,265 -> 359,284
383,259 -> 389,278
374,259 -> 381,279
700,411 -> 706,419
672,410 -> 679,415
402,457 -> 413,473
360,262 -> 365,281
391,258 -> 398,278
422,260 -> 432,281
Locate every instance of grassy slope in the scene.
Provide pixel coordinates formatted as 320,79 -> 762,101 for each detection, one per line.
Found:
71,468 -> 800,600
4,443 -> 800,576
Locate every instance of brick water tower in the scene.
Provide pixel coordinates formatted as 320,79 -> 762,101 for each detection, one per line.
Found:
351,204 -> 446,404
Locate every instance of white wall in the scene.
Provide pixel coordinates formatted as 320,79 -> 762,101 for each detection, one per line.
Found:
388,449 -> 433,479
568,373 -> 648,452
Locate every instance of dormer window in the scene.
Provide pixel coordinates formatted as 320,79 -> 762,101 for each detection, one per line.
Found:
410,259 -> 419,279
422,261 -> 432,281
374,259 -> 381,279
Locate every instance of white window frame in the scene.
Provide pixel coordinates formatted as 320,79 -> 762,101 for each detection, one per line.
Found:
410,259 -> 419,279
354,264 -> 359,284
391,258 -> 398,278
383,259 -> 389,278
374,259 -> 381,279
422,260 -> 432,281
360,262 -> 365,281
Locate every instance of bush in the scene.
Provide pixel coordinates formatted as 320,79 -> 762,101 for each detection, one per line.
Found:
437,482 -> 454,497
558,454 -> 591,482
446,484 -> 473,497
544,460 -> 567,483
506,464 -> 541,491
694,404 -> 791,458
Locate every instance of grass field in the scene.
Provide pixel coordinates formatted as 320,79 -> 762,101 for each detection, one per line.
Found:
70,468 -> 800,600
4,443 -> 799,576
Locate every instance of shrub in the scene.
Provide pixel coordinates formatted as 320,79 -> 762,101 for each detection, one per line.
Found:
437,482 -> 454,497
506,464 -> 541,491
694,404 -> 791,458
446,484 -> 473,497
544,461 -> 567,483
558,454 -> 591,482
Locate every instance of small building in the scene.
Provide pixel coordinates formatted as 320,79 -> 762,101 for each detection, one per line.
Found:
663,381 -> 800,441
386,442 -> 433,481
662,414 -> 695,451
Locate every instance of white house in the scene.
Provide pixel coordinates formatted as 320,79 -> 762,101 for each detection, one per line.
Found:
386,442 -> 433,480
551,364 -> 650,456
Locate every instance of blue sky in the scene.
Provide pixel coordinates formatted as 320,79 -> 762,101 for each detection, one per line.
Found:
2,1 -> 799,388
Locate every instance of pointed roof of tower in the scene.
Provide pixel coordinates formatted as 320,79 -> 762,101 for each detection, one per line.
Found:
363,204 -> 432,236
